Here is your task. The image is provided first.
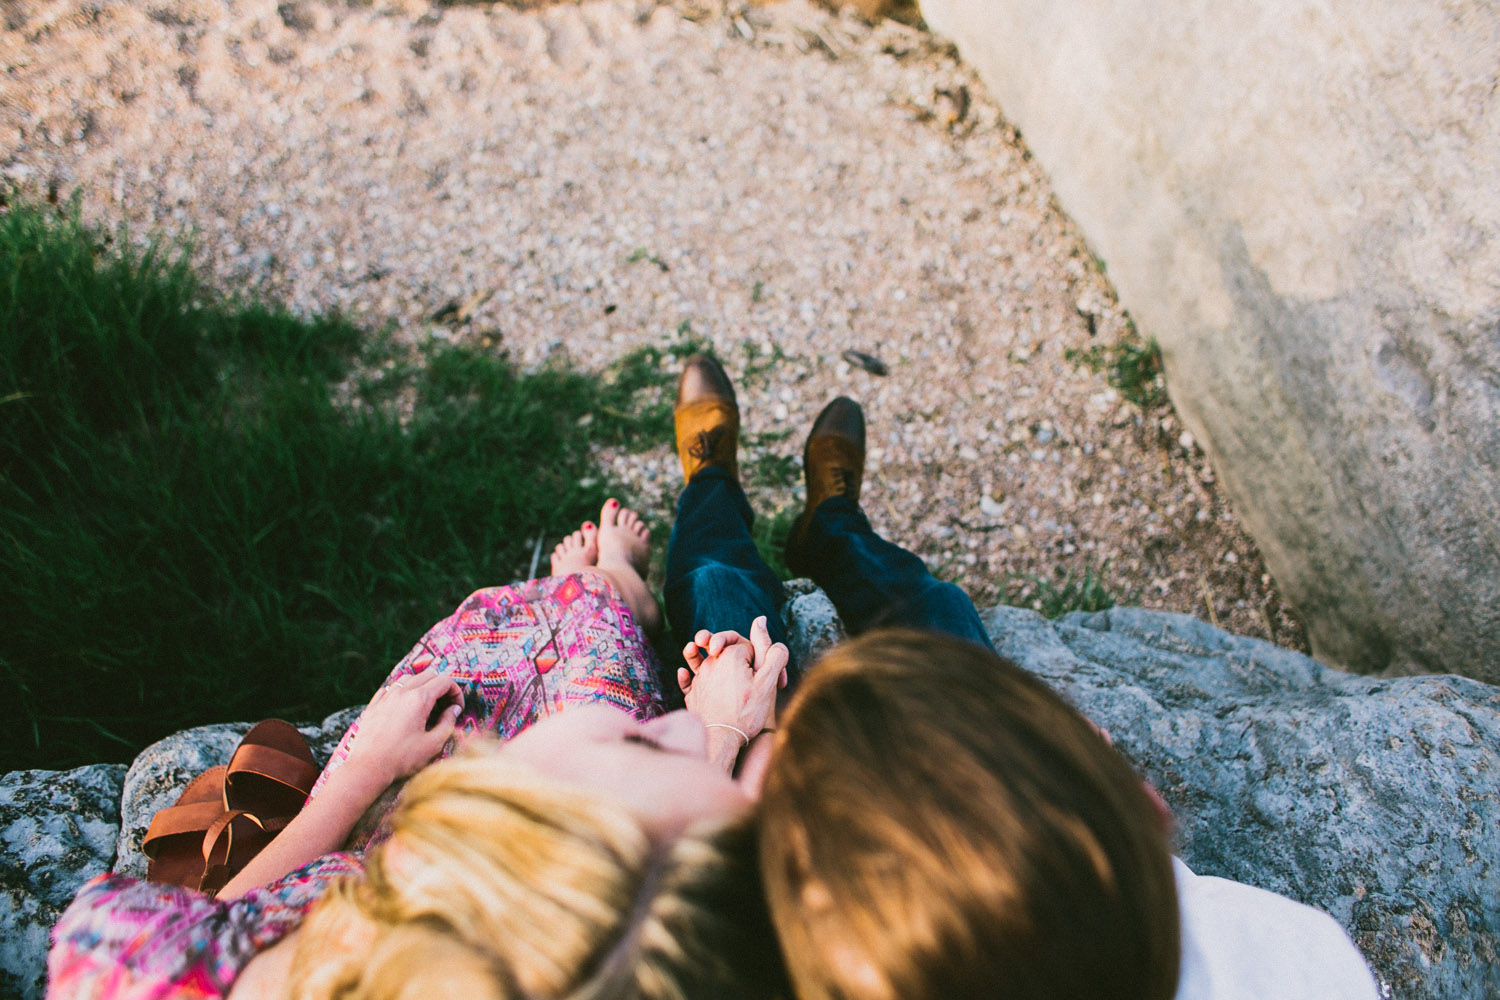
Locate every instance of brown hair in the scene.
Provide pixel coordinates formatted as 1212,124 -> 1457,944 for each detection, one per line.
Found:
759,629 -> 1179,1000
290,744 -> 788,1000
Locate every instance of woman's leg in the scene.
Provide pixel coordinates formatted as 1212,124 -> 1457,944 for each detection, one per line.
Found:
552,499 -> 662,637
311,503 -> 665,809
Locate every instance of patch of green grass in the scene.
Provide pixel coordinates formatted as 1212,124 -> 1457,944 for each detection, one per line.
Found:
751,506 -> 798,582
1064,337 -> 1167,409
1006,563 -> 1117,618
745,428 -> 794,448
585,322 -> 709,450
745,452 -> 800,490
0,199 -> 679,772
624,247 -> 669,272
740,339 -> 792,389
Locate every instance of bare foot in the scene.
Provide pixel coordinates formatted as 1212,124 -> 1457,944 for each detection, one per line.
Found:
593,498 -> 662,637
550,522 -> 598,575
597,499 -> 651,578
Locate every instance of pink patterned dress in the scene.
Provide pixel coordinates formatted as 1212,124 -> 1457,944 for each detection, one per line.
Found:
48,573 -> 663,1000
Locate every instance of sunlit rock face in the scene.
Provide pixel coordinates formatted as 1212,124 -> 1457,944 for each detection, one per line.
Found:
5,603 -> 1496,999
920,0 -> 1500,681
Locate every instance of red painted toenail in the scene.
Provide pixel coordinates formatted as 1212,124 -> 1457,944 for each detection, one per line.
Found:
608,499 -> 618,507
584,522 -> 594,529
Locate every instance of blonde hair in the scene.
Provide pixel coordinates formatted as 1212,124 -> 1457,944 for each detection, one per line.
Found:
760,629 -> 1179,1000
290,743 -> 785,1000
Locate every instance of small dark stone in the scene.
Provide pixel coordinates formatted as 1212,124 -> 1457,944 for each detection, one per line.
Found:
841,349 -> 888,376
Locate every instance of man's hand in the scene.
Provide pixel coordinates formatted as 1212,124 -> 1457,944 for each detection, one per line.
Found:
678,616 -> 788,749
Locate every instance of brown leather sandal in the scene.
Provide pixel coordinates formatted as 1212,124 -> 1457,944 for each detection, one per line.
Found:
224,719 -> 319,823
142,721 -> 319,896
143,765 -> 228,890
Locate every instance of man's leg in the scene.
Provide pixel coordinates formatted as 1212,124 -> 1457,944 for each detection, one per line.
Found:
792,497 -> 993,650
786,397 -> 994,651
664,465 -> 792,660
664,355 -> 798,687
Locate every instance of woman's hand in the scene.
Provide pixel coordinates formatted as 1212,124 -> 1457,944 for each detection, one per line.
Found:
678,616 -> 788,748
344,667 -> 464,789
218,668 -> 462,899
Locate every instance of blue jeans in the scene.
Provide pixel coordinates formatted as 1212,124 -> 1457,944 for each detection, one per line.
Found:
664,467 -> 994,691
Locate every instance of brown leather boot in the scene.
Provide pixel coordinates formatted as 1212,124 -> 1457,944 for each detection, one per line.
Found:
788,397 -> 865,557
674,354 -> 739,483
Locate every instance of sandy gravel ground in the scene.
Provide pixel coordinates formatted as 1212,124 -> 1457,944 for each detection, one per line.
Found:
2,0 -> 1307,649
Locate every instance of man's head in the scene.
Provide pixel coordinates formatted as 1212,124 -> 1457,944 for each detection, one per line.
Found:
759,629 -> 1180,1000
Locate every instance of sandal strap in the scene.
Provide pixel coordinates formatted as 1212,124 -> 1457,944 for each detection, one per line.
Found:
202,809 -> 265,862
199,863 -> 234,896
226,744 -> 320,797
142,800 -> 226,857
199,809 -> 274,895
141,765 -> 229,860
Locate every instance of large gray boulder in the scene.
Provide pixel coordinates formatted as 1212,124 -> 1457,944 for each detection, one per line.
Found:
918,0 -> 1500,681
790,600 -> 1499,1000
0,708 -> 358,1000
984,605 -> 1499,1000
0,764 -> 126,1000
114,709 -> 359,880
4,603 -> 1495,999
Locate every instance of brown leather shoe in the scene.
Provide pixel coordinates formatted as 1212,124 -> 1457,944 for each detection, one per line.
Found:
789,397 -> 865,555
674,354 -> 739,482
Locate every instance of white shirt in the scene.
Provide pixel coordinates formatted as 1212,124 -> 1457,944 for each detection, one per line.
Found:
1174,858 -> 1380,1000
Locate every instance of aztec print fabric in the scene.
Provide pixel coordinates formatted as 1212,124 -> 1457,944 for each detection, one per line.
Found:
47,572 -> 663,1000
312,571 -> 665,848
48,853 -> 363,1000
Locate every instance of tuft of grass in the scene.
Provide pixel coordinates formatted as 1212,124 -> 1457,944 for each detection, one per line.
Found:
740,339 -> 792,389
1065,337 -> 1167,409
0,199 -> 678,772
624,247 -> 669,272
746,452 -> 800,490
751,506 -> 798,582
1006,563 -> 1117,618
574,323 -> 709,451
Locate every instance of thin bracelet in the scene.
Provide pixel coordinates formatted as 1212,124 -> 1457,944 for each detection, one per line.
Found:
705,723 -> 750,748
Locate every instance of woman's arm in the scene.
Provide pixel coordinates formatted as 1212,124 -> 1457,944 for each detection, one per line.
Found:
217,668 -> 462,899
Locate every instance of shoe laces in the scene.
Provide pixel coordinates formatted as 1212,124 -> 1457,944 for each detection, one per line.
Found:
831,465 -> 855,496
689,427 -> 726,461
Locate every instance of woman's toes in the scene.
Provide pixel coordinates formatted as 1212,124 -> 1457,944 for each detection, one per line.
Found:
550,524 -> 599,574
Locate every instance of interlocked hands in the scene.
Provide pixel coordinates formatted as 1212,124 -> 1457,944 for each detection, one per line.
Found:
678,615 -> 789,744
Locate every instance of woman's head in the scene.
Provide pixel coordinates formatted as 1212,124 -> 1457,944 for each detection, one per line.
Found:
499,704 -> 754,842
291,709 -> 786,1000
759,629 -> 1180,1000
